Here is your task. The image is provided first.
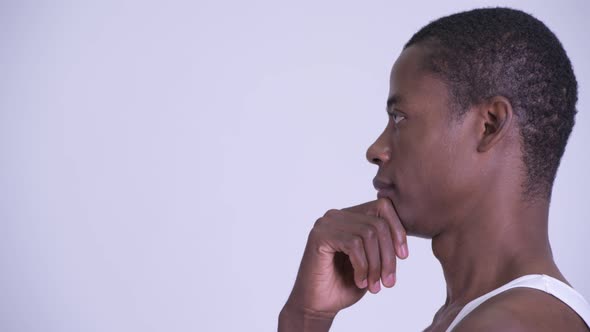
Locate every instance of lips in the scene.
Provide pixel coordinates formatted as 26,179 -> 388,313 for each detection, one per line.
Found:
373,177 -> 395,191
377,189 -> 395,199
373,177 -> 396,201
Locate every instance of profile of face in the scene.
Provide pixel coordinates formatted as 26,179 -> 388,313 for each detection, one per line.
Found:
367,43 -> 484,238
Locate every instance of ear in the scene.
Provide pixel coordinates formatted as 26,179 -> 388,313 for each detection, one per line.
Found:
476,96 -> 514,152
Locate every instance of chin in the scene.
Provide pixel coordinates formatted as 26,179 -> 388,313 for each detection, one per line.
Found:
404,223 -> 436,239
395,193 -> 444,239
397,210 -> 438,239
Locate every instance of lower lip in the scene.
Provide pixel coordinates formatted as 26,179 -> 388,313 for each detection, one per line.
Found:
377,189 -> 395,200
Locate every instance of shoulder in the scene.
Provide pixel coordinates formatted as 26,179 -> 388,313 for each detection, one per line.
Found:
451,287 -> 589,332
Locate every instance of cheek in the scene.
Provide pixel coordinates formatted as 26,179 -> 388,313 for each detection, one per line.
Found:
394,132 -> 460,215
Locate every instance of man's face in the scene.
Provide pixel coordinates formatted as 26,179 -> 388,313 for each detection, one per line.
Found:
367,44 -> 479,238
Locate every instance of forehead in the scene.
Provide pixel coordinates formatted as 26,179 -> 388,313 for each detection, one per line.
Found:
388,44 -> 450,115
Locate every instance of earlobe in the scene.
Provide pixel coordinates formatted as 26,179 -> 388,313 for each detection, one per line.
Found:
477,96 -> 513,152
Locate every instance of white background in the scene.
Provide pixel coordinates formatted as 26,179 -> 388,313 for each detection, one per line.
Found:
2,0 -> 589,331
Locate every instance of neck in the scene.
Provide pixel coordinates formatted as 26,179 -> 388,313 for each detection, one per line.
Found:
432,190 -> 561,307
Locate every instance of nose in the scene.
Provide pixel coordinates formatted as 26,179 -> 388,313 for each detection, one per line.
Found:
366,130 -> 391,166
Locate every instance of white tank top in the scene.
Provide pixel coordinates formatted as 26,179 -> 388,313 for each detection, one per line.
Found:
445,274 -> 590,332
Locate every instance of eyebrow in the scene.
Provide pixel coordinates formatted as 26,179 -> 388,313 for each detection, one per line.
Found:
386,94 -> 403,112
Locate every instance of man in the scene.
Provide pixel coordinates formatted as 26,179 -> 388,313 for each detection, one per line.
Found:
278,7 -> 590,332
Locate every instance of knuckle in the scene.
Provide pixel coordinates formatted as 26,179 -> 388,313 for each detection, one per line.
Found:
344,236 -> 363,253
313,217 -> 325,228
356,258 -> 368,271
309,222 -> 319,236
363,225 -> 377,239
323,208 -> 340,218
374,218 -> 389,233
349,236 -> 363,249
308,226 -> 321,241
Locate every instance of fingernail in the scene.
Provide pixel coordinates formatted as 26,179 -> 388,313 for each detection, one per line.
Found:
384,273 -> 396,287
400,244 -> 408,259
360,278 -> 368,288
372,280 -> 381,293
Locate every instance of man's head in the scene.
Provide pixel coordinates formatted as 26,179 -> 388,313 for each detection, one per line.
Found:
367,7 -> 578,237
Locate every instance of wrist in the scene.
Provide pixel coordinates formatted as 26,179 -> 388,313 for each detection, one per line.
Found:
278,302 -> 336,332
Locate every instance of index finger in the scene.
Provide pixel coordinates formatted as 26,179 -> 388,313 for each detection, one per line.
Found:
342,198 -> 408,259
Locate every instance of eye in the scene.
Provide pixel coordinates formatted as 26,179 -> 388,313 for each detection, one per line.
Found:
392,113 -> 406,124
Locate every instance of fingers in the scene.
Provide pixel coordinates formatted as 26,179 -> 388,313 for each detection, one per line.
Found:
334,223 -> 381,293
342,198 -> 409,260
337,232 -> 369,290
375,198 -> 409,260
335,213 -> 397,290
319,209 -> 398,293
340,200 -> 377,215
372,217 -> 397,288
313,213 -> 371,290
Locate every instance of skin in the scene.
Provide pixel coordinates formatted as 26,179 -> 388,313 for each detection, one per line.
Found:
278,43 -> 589,332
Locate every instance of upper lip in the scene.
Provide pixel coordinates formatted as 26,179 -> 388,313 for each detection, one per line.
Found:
373,177 -> 395,191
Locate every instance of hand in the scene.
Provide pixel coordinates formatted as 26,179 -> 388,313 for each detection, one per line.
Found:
281,197 -> 408,323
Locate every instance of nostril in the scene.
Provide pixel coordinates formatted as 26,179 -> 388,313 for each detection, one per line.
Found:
366,144 -> 386,165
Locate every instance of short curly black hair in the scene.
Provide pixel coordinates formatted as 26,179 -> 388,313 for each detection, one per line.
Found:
404,7 -> 578,201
